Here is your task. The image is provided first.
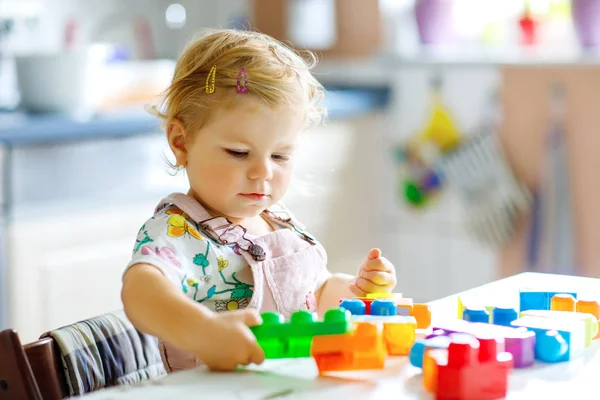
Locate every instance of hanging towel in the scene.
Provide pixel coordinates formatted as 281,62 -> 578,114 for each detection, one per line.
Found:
41,310 -> 166,396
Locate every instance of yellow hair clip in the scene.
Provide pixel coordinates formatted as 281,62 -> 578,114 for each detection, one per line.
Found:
236,67 -> 249,94
206,65 -> 216,94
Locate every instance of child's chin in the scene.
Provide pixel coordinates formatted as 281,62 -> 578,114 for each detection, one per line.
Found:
230,206 -> 269,218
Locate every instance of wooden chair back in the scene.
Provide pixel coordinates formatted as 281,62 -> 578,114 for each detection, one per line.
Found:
0,329 -> 68,400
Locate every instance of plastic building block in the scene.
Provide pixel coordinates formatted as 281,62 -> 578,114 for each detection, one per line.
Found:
409,335 -> 452,368
396,298 -> 414,316
423,348 -> 441,393
511,315 -> 585,363
370,299 -> 398,316
251,309 -> 352,359
340,297 -> 375,314
462,307 -> 490,323
412,303 -> 432,329
311,322 -> 386,374
575,299 -> 600,339
353,315 -> 417,355
366,292 -> 403,300
457,296 -> 496,323
422,334 -> 482,393
434,335 -> 513,400
251,309 -> 351,339
339,297 -> 431,329
551,294 -> 577,311
576,299 -> 600,319
339,298 -> 367,315
457,296 -> 465,319
521,309 -> 598,347
492,307 -> 519,327
519,289 -> 577,312
431,320 -> 536,368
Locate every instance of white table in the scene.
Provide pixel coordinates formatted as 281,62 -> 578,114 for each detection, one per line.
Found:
83,273 -> 600,399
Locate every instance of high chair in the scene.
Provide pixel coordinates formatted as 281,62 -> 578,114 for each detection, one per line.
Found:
0,310 -> 165,399
0,329 -> 66,400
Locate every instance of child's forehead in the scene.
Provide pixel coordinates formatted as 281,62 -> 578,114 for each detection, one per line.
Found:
204,99 -> 303,141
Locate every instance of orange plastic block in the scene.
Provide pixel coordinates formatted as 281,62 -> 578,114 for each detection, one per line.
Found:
411,304 -> 432,329
551,294 -> 577,312
423,348 -> 442,393
575,299 -> 600,339
353,316 -> 417,355
311,322 -> 386,374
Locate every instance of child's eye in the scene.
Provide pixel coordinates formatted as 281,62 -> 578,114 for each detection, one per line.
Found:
272,154 -> 290,162
225,149 -> 248,158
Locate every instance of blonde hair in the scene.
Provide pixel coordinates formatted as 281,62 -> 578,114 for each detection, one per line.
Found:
148,29 -> 327,138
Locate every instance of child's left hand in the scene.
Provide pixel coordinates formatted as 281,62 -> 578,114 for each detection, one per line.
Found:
349,248 -> 397,297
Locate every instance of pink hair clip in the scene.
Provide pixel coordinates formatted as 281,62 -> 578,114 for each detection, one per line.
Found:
236,67 -> 249,94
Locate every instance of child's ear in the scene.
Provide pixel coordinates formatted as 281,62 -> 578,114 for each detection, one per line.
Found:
166,119 -> 188,167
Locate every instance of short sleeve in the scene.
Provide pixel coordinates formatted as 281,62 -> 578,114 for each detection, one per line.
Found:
124,209 -> 214,289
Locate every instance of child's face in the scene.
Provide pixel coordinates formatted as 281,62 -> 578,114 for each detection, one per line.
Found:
183,96 -> 304,222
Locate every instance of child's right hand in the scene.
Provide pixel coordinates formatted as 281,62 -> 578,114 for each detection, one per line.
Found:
197,308 -> 265,371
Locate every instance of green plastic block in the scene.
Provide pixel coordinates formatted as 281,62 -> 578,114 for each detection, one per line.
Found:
258,336 -> 313,359
250,309 -> 352,340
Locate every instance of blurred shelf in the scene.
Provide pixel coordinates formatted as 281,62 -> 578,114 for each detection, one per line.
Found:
382,46 -> 600,67
0,87 -> 391,146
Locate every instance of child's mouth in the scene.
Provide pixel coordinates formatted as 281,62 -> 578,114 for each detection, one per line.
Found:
240,193 -> 269,201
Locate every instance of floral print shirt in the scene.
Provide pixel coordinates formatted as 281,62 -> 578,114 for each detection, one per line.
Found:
126,205 -> 255,312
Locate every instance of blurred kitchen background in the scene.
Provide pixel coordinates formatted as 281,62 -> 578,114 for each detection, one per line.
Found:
2,0 -> 600,342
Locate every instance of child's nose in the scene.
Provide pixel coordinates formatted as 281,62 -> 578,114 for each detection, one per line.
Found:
247,158 -> 273,181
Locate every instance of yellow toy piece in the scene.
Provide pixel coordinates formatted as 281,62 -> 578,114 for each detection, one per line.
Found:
366,292 -> 403,300
418,93 -> 462,152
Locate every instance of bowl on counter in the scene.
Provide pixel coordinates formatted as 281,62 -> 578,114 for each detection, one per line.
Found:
15,49 -> 102,116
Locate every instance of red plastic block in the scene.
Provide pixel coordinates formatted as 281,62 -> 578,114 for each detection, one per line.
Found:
435,335 -> 513,400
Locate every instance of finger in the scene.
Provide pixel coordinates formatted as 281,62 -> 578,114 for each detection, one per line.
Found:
354,277 -> 393,294
208,362 -> 237,372
363,258 -> 393,272
240,308 -> 262,327
250,342 -> 266,365
360,270 -> 396,286
349,282 -> 367,297
366,248 -> 381,261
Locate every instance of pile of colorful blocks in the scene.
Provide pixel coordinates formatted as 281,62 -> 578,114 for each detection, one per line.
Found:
250,293 -> 432,374
409,289 -> 600,399
249,289 -> 600,400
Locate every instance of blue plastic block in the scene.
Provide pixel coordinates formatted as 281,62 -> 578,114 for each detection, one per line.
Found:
370,299 -> 397,316
511,315 -> 585,363
493,307 -> 518,327
463,307 -> 490,323
339,298 -> 366,315
519,290 -> 578,312
409,336 -> 452,368
536,330 -> 569,363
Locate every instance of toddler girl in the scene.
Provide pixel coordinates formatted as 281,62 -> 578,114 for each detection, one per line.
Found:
121,29 -> 397,372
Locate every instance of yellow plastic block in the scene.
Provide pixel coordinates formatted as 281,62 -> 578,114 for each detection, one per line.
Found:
457,296 -> 465,319
366,292 -> 403,300
352,316 -> 417,355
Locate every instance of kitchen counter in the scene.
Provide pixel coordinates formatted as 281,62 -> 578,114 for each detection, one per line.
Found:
0,87 -> 390,146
